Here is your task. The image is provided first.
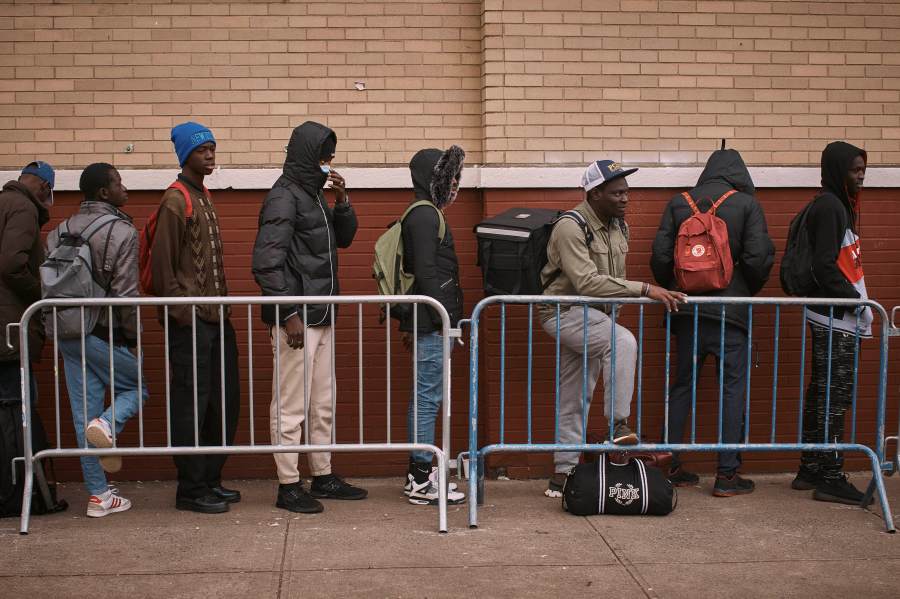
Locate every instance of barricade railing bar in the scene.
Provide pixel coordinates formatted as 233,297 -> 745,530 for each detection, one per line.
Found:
467,295 -> 896,533
10,295 -> 455,535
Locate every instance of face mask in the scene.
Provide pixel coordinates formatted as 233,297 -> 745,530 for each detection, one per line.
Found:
320,164 -> 331,174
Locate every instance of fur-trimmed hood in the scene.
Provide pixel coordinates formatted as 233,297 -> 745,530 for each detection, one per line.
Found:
409,145 -> 465,208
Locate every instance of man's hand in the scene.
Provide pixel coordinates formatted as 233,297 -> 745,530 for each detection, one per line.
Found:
646,285 -> 687,312
329,169 -> 347,204
283,313 -> 305,349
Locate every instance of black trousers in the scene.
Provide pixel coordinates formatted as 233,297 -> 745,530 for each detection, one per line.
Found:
168,319 -> 240,499
800,325 -> 858,480
665,318 -> 748,474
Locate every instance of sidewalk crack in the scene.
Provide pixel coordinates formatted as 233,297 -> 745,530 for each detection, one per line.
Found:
587,518 -> 658,599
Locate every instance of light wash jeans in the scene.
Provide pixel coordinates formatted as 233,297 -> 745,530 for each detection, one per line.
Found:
60,335 -> 149,495
407,331 -> 446,464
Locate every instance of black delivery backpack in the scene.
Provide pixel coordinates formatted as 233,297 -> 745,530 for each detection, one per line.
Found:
474,207 -> 561,296
562,454 -> 676,516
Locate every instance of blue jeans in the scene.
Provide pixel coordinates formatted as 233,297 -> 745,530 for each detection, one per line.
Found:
407,331 -> 446,464
60,336 -> 149,495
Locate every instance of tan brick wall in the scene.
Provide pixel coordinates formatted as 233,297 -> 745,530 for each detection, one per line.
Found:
0,0 -> 483,168
2,1 -> 899,169
483,0 -> 900,166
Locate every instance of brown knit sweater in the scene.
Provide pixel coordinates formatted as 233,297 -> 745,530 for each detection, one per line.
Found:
149,176 -> 229,326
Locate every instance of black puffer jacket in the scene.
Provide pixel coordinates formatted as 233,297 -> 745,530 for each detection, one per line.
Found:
252,122 -> 358,326
650,149 -> 775,330
399,147 -> 465,333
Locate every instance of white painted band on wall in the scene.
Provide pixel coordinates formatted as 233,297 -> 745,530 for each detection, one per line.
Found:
4,166 -> 900,191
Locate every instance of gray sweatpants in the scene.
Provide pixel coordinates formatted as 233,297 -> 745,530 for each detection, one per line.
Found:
541,306 -> 637,474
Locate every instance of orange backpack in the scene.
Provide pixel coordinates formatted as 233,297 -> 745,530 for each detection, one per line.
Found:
138,181 -> 198,295
673,190 -> 736,293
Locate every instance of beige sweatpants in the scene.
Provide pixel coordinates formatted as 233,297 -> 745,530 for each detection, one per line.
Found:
269,325 -> 334,482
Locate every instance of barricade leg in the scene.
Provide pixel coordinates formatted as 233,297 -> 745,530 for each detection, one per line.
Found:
436,449 -> 448,533
861,449 -> 896,533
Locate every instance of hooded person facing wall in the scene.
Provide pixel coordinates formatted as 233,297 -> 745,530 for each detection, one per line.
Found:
252,121 -> 368,514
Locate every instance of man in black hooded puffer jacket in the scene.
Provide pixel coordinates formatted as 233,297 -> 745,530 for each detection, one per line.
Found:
651,148 -> 774,497
399,146 -> 466,506
252,121 -> 367,514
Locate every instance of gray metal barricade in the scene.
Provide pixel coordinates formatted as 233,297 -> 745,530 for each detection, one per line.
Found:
886,306 -> 900,478
466,295 -> 896,533
9,295 -> 456,534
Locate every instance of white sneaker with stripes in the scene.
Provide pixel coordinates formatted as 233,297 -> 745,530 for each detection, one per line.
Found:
86,488 -> 131,518
403,466 -> 458,496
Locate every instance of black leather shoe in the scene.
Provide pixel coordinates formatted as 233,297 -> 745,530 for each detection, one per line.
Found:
176,494 -> 229,514
210,485 -> 241,503
276,482 -> 324,514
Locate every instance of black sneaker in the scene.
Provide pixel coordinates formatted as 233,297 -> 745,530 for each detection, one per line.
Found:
611,421 -> 639,445
813,474 -> 874,506
713,472 -> 755,497
276,482 -> 324,514
310,474 -> 368,500
791,468 -> 820,491
666,466 -> 700,487
544,472 -> 567,498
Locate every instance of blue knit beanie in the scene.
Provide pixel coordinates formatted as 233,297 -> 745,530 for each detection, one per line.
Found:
171,122 -> 216,167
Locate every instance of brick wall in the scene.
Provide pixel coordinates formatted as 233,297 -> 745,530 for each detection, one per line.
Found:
0,0 -> 484,169
3,1 -> 900,169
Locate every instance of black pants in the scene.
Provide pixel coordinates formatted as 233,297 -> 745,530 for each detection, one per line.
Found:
168,319 -> 240,499
665,318 -> 748,474
800,325 -> 858,480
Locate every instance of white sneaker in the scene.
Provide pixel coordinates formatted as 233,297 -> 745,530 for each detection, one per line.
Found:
85,417 -> 122,473
86,488 -> 131,518
403,466 -> 458,496
407,474 -> 466,506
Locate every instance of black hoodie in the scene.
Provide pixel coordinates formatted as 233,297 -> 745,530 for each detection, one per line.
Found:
805,141 -> 870,334
399,147 -> 465,332
650,149 -> 775,330
252,121 -> 358,326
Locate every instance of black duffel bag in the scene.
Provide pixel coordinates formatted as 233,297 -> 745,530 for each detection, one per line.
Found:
562,454 -> 676,516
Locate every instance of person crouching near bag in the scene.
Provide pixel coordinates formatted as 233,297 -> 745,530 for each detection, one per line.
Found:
45,163 -> 148,518
540,160 -> 686,499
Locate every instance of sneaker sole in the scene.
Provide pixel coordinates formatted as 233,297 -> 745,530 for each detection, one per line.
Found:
308,490 -> 368,500
175,500 -> 229,514
791,479 -> 817,491
404,482 -> 459,496
812,489 -> 874,506
275,498 -> 324,514
669,479 -> 700,488
712,487 -> 755,497
408,495 -> 466,506
86,502 -> 131,518
85,425 -> 123,473
612,433 -> 639,445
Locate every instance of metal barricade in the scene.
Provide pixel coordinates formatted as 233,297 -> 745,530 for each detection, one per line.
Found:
9,295 -> 456,534
467,295 -> 896,533
885,306 -> 900,478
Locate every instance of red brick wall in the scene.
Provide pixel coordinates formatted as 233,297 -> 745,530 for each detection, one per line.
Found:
32,185 -> 900,484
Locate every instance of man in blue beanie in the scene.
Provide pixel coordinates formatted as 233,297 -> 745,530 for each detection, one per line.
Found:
148,122 -> 240,514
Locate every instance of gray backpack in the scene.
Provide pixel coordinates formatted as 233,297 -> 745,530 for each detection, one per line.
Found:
40,214 -> 121,340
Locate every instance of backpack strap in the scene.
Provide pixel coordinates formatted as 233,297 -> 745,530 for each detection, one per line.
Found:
401,199 -> 446,241
681,192 -> 700,215
168,180 -> 197,219
710,189 -> 737,214
77,213 -> 122,242
542,210 -> 596,291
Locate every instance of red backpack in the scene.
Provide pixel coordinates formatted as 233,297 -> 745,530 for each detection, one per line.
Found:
673,189 -> 736,293
138,180 -> 198,295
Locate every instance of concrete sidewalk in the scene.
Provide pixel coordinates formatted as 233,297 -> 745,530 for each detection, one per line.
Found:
2,473 -> 898,598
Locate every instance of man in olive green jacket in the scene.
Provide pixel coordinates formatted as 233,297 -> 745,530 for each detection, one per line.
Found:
540,160 -> 685,498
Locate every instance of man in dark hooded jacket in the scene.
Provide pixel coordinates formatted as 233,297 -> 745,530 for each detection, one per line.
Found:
399,146 -> 466,506
0,162 -> 53,447
791,141 -> 872,506
252,121 -> 367,514
650,148 -> 774,497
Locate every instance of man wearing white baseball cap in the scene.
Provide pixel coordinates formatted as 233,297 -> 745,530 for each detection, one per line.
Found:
539,160 -> 686,498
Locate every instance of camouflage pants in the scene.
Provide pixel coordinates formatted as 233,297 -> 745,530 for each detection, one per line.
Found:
800,325 -> 859,480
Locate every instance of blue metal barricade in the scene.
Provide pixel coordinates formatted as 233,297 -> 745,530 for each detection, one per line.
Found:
467,295 -> 896,532
8,295 -> 456,534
